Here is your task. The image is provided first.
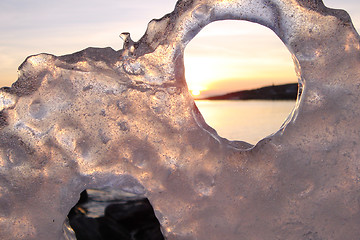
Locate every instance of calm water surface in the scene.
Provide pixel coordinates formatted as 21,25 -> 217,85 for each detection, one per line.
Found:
195,100 -> 295,144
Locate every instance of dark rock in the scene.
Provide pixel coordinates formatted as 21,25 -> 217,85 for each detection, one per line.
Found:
68,195 -> 164,240
105,199 -> 160,230
97,216 -> 132,240
70,216 -> 102,240
200,83 -> 299,100
104,199 -> 164,240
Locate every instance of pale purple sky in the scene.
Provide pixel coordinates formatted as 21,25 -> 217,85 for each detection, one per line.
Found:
0,0 -> 359,96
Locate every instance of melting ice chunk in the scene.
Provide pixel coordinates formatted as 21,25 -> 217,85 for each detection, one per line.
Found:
1,0 -> 360,239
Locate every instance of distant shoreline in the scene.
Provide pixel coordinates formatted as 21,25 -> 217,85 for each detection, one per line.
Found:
195,83 -> 298,100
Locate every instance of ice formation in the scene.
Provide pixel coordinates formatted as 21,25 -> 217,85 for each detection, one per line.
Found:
1,0 -> 360,239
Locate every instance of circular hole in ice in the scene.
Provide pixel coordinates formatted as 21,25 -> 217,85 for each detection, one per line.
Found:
184,21 -> 298,145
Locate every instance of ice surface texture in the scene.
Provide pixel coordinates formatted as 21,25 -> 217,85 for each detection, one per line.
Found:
1,0 -> 360,239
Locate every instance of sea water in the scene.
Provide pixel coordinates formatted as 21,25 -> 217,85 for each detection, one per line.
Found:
195,100 -> 295,144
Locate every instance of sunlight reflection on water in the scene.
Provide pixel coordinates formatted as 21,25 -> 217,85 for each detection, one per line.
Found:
195,100 -> 295,144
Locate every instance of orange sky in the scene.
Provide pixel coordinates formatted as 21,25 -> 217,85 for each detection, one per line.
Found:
184,21 -> 298,97
0,0 -> 359,97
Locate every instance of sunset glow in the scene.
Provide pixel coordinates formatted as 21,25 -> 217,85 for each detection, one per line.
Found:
183,20 -> 300,97
191,89 -> 201,96
0,0 -> 359,94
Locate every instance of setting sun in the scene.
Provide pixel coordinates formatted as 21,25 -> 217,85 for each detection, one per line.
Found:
191,89 -> 201,96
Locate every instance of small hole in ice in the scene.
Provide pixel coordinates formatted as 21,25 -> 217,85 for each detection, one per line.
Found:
185,21 -> 298,144
68,189 -> 164,240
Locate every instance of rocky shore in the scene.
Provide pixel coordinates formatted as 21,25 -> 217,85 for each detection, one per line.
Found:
198,83 -> 298,100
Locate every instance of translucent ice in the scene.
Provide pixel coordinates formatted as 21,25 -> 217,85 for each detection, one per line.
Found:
1,0 -> 360,239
